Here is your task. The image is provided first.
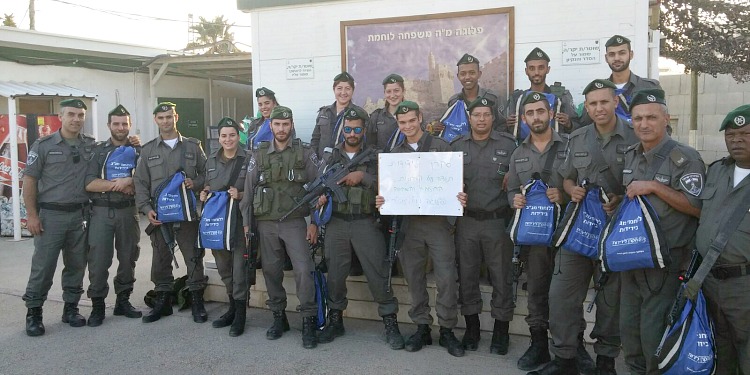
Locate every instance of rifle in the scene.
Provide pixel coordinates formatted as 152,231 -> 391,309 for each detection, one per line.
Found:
385,216 -> 402,293
310,224 -> 327,273
278,148 -> 374,222
511,244 -> 524,304
146,222 -> 180,269
654,249 -> 702,357
586,271 -> 609,313
244,229 -> 258,305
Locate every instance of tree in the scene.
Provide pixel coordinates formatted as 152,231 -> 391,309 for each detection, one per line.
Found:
2,13 -> 17,27
185,15 -> 241,54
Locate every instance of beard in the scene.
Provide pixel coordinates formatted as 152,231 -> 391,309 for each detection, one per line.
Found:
529,120 -> 550,135
608,58 -> 630,73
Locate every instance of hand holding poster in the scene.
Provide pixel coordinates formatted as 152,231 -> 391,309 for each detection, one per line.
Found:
378,152 -> 463,216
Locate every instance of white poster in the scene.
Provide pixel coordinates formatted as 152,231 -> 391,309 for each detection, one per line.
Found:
378,152 -> 463,216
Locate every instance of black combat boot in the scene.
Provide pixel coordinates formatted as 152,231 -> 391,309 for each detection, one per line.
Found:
302,316 -> 318,349
461,314 -> 481,351
439,327 -> 466,357
517,327 -> 551,371
25,307 -> 45,337
383,314 -> 405,350
594,355 -> 617,375
113,289 -> 141,318
404,324 -> 432,352
87,297 -> 106,327
577,332 -> 595,375
317,309 -> 345,344
61,303 -> 86,327
212,296 -> 236,328
191,289 -> 208,323
528,356 -> 578,375
266,310 -> 290,340
228,301 -> 246,337
142,291 -> 172,323
490,319 -> 511,355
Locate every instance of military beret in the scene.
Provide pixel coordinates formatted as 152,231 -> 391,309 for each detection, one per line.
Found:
457,53 -> 479,66
344,106 -> 369,121
605,35 -> 631,48
270,106 -> 293,120
60,99 -> 87,110
255,87 -> 275,98
217,116 -> 243,133
630,89 -> 667,109
719,104 -> 750,131
522,91 -> 547,107
382,73 -> 404,85
153,102 -> 176,114
395,101 -> 420,115
334,72 -> 355,83
108,104 -> 129,116
524,47 -> 550,63
467,96 -> 495,112
582,79 -> 617,95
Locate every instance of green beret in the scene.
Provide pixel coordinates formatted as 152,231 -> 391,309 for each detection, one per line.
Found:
255,87 -> 275,98
108,104 -> 129,116
343,106 -> 369,122
582,79 -> 617,95
395,101 -> 420,115
382,73 -> 404,85
605,35 -> 631,48
719,104 -> 750,131
153,102 -> 176,114
522,91 -> 547,107
630,89 -> 667,109
457,53 -> 479,66
217,116 -> 242,132
467,96 -> 495,112
270,106 -> 293,120
60,99 -> 87,110
524,47 -> 550,63
334,71 -> 355,83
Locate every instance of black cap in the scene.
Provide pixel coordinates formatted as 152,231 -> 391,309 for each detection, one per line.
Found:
60,99 -> 87,110
605,35 -> 631,48
395,101 -> 419,115
521,91 -> 547,107
108,104 -> 129,116
524,47 -> 550,63
153,102 -> 176,114
382,73 -> 404,85
217,117 -> 242,133
270,106 -> 293,120
719,104 -> 750,131
630,89 -> 667,109
467,96 -> 495,112
457,53 -> 479,66
343,106 -> 369,122
334,72 -> 355,83
255,87 -> 275,98
582,79 -> 617,95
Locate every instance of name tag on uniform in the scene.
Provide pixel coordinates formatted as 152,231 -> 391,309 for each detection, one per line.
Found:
148,155 -> 160,160
48,151 -> 63,155
574,152 -> 588,157
623,169 -> 633,174
515,157 -> 529,163
495,149 -> 508,157
207,168 -> 216,173
185,152 -> 195,159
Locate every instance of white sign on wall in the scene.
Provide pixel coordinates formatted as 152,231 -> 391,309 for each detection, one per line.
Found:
562,40 -> 601,66
286,58 -> 314,79
378,152 -> 463,216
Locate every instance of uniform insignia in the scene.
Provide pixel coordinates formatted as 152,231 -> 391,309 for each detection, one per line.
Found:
27,151 -> 38,165
349,109 -> 356,116
515,157 -> 529,163
533,93 -> 542,101
481,99 -> 488,105
161,105 -> 168,111
623,169 -> 633,174
207,168 -> 216,173
574,152 -> 588,157
389,78 -> 396,83
647,95 -> 656,102
616,144 -> 629,153
536,51 -> 543,57
401,106 -> 409,113
670,149 -> 687,166
48,151 -> 63,155
246,156 -> 256,172
594,82 -> 604,89
185,152 -> 195,159
492,156 -> 498,162
655,174 -> 670,184
680,173 -> 703,197
495,149 -> 508,157
258,89 -> 266,96
616,37 -> 623,43
735,115 -> 746,126
463,151 -> 468,156
148,155 -> 160,160
468,56 -> 474,62
310,152 -> 321,167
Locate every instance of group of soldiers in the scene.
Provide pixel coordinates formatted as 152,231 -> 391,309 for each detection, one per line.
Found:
20,33 -> 749,375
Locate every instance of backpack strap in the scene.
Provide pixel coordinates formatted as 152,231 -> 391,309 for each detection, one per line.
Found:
540,141 -> 560,184
227,156 -> 246,188
586,129 -> 624,195
646,140 -> 678,181
418,133 -> 433,153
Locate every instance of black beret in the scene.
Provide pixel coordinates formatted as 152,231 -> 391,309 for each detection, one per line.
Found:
719,104 -> 750,131
255,87 -> 275,98
153,102 -> 176,114
630,89 -> 667,109
60,99 -> 87,110
343,106 -> 369,122
522,91 -> 547,107
582,79 -> 617,95
395,101 -> 419,115
382,73 -> 404,85
467,96 -> 495,112
334,72 -> 355,83
457,53 -> 479,66
605,35 -> 631,48
108,104 -> 129,116
524,47 -> 550,63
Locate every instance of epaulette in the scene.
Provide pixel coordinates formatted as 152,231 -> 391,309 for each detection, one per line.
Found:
142,138 -> 158,148
708,157 -> 728,168
318,105 -> 329,113
449,134 -> 467,145
185,137 -> 201,145
498,131 -> 517,142
642,77 -> 661,87
625,142 -> 639,153
36,134 -> 55,143
82,133 -> 95,140
669,146 -> 688,167
257,140 -> 270,150
568,126 -> 588,139
301,141 -> 311,148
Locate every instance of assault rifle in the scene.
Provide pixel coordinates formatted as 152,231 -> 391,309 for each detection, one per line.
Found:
511,244 -> 524,303
654,249 -> 702,357
145,222 -> 180,269
586,272 -> 609,313
279,147 -> 374,222
385,217 -> 403,293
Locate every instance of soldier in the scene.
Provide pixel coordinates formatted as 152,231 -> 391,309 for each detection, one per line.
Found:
316,106 -> 404,350
240,106 -> 322,349
84,105 -> 142,327
450,97 -> 517,354
433,53 -> 504,136
536,79 -> 639,375
200,117 -> 249,336
506,92 -> 569,371
133,102 -> 208,324
619,89 -> 704,374
375,101 -> 466,358
505,47 -> 579,141
22,98 -> 96,336
246,87 -> 279,149
367,73 -> 406,152
695,104 -> 750,374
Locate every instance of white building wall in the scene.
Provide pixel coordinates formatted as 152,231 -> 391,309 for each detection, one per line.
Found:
246,0 -> 652,140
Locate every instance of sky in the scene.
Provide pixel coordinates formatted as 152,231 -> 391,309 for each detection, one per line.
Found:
3,0 -> 253,51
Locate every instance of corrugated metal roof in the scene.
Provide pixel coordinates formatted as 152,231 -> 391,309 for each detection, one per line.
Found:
0,81 -> 97,99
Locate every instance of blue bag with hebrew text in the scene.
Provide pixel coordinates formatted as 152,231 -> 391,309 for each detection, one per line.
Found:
509,179 -> 560,246
198,191 -> 238,250
657,288 -> 716,374
553,185 -> 609,258
155,171 -> 198,223
103,145 -> 137,180
440,100 -> 469,143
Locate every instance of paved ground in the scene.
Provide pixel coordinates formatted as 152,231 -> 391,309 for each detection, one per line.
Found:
0,218 -> 626,375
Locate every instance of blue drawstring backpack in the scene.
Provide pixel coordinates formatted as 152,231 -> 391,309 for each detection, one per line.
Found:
509,178 -> 561,246
657,287 -> 716,374
249,118 -> 273,148
197,191 -> 238,250
155,171 -> 198,223
553,185 -> 609,258
103,145 -> 137,180
440,100 -> 469,142
598,195 -> 670,272
614,88 -> 633,123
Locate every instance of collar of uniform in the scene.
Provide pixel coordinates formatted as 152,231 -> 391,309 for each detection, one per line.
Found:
156,132 -> 184,146
416,131 -> 432,149
469,130 -> 504,142
607,71 -> 637,89
460,86 -> 487,101
267,140 -> 293,154
51,130 -> 86,144
520,128 -> 563,153
592,116 -> 629,140
215,146 -> 247,162
525,85 -> 552,94
640,135 -> 673,162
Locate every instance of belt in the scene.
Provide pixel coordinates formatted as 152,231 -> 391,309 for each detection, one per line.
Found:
91,199 -> 136,209
464,209 -> 508,221
39,202 -> 88,212
711,264 -> 750,280
331,212 -> 371,221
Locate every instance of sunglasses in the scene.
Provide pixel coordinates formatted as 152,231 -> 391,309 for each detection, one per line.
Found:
70,146 -> 81,164
343,126 -> 363,134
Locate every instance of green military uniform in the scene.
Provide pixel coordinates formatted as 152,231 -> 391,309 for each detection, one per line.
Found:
695,106 -> 750,374
552,97 -> 639,362
505,85 -> 579,137
367,107 -> 400,152
133,132 -> 207,293
23,130 -> 96,309
312,102 -> 367,158
447,53 -> 506,133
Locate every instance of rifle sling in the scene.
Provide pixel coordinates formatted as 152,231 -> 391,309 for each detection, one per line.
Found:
646,139 -> 677,181
585,127 -> 624,195
541,141 -> 559,184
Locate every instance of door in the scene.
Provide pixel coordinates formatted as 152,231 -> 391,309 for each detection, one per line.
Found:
158,97 -> 206,146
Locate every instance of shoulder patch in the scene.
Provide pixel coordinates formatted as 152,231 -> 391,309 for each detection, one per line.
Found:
309,151 -> 322,167
37,134 -> 55,143
669,148 -> 687,167
27,151 -> 38,165
246,156 -> 257,172
680,173 -> 703,197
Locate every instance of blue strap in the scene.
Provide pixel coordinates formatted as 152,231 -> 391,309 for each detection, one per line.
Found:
312,192 -> 333,226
